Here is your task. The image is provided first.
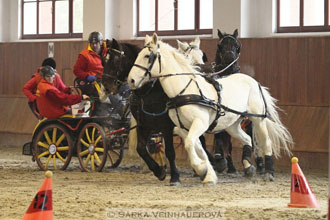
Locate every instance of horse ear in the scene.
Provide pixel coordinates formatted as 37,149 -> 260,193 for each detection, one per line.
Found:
145,34 -> 151,45
177,40 -> 185,50
152,33 -> 158,45
193,36 -> 200,48
111,38 -> 120,49
233,29 -> 238,38
217,29 -> 224,39
106,39 -> 112,48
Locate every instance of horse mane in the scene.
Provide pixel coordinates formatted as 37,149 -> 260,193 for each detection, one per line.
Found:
158,41 -> 197,73
121,43 -> 141,57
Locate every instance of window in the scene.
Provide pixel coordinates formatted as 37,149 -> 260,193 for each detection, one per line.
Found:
22,0 -> 83,39
137,0 -> 213,36
277,0 -> 330,33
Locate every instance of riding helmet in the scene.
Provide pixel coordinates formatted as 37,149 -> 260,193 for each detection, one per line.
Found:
41,58 -> 56,69
88,31 -> 103,43
40,65 -> 55,77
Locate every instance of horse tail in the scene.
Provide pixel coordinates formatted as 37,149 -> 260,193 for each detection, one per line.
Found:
259,85 -> 294,158
128,115 -> 138,157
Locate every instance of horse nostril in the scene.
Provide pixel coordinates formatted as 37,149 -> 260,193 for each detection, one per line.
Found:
130,79 -> 135,84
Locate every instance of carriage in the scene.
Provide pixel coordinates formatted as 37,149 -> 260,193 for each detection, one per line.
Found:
22,80 -> 130,172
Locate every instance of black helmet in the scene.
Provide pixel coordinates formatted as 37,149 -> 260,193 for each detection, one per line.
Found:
41,58 -> 56,69
88,31 -> 103,43
40,65 -> 55,78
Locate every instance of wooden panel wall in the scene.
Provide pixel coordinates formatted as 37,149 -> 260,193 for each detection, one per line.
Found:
0,41 -> 86,96
0,37 -> 328,155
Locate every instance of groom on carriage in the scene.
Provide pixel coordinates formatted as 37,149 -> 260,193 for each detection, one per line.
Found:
73,31 -> 130,117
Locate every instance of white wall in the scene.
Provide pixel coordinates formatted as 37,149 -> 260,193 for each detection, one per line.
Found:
1,0 -> 329,42
241,0 -> 273,37
83,0 -> 106,41
213,0 -> 241,38
0,0 -> 12,42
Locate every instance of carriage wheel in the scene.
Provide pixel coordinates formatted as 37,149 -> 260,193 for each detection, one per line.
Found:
77,123 -> 108,172
107,134 -> 125,168
33,124 -> 73,171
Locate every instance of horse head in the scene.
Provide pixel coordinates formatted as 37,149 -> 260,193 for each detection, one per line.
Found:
128,33 -> 195,90
177,36 -> 207,65
102,38 -> 127,95
215,29 -> 241,72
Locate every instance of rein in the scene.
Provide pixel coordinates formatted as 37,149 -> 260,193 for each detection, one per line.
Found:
210,54 -> 240,77
132,44 -> 268,132
210,35 -> 242,76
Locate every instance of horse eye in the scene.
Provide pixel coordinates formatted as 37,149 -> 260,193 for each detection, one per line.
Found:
144,54 -> 150,59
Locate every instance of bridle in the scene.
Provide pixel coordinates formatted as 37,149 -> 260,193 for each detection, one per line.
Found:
103,48 -> 126,87
211,35 -> 242,76
132,45 -> 162,88
182,44 -> 198,57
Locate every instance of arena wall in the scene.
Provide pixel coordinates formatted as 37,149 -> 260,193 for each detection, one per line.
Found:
0,36 -> 328,171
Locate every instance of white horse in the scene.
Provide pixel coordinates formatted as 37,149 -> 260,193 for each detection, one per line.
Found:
177,36 -> 205,65
128,33 -> 293,185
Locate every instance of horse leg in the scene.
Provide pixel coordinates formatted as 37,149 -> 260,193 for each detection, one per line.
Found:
163,129 -> 180,186
136,128 -> 166,181
213,132 -> 228,173
182,118 -> 217,185
255,143 -> 265,175
245,121 -> 265,174
226,136 -> 237,173
199,135 -> 214,164
226,120 -> 256,177
252,120 -> 274,181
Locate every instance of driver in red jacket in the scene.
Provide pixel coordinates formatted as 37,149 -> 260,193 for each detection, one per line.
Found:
36,66 -> 89,119
73,31 -> 108,82
23,58 -> 68,119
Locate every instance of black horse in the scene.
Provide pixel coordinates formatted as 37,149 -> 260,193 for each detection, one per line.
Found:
103,39 -> 180,185
207,29 -> 264,175
102,39 -> 224,185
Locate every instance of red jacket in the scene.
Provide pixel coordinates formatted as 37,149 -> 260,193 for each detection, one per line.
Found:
23,68 -> 69,102
73,44 -> 107,80
36,80 -> 82,119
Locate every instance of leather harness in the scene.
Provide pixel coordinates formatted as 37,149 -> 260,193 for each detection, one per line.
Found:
133,46 -> 269,133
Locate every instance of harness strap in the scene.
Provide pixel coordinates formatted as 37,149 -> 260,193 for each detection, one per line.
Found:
167,94 -> 218,111
203,76 -> 223,131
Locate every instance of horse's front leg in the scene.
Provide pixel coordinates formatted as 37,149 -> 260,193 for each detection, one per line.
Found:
163,129 -> 180,186
136,128 -> 166,181
184,118 -> 218,185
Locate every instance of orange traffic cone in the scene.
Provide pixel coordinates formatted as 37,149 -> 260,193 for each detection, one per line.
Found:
22,171 -> 53,220
288,157 -> 320,208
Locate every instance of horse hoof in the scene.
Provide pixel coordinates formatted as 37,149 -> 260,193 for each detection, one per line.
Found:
257,167 -> 265,175
156,167 -> 166,181
244,165 -> 256,177
203,182 -> 216,187
227,167 -> 237,174
214,155 -> 227,173
200,168 -> 208,181
263,172 -> 274,182
214,160 -> 227,173
170,181 -> 181,186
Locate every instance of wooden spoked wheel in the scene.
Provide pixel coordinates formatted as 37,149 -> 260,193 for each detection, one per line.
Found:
77,123 -> 108,172
33,124 -> 73,171
107,134 -> 125,168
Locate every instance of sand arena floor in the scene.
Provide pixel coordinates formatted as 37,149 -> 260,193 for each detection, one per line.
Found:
0,145 -> 328,220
